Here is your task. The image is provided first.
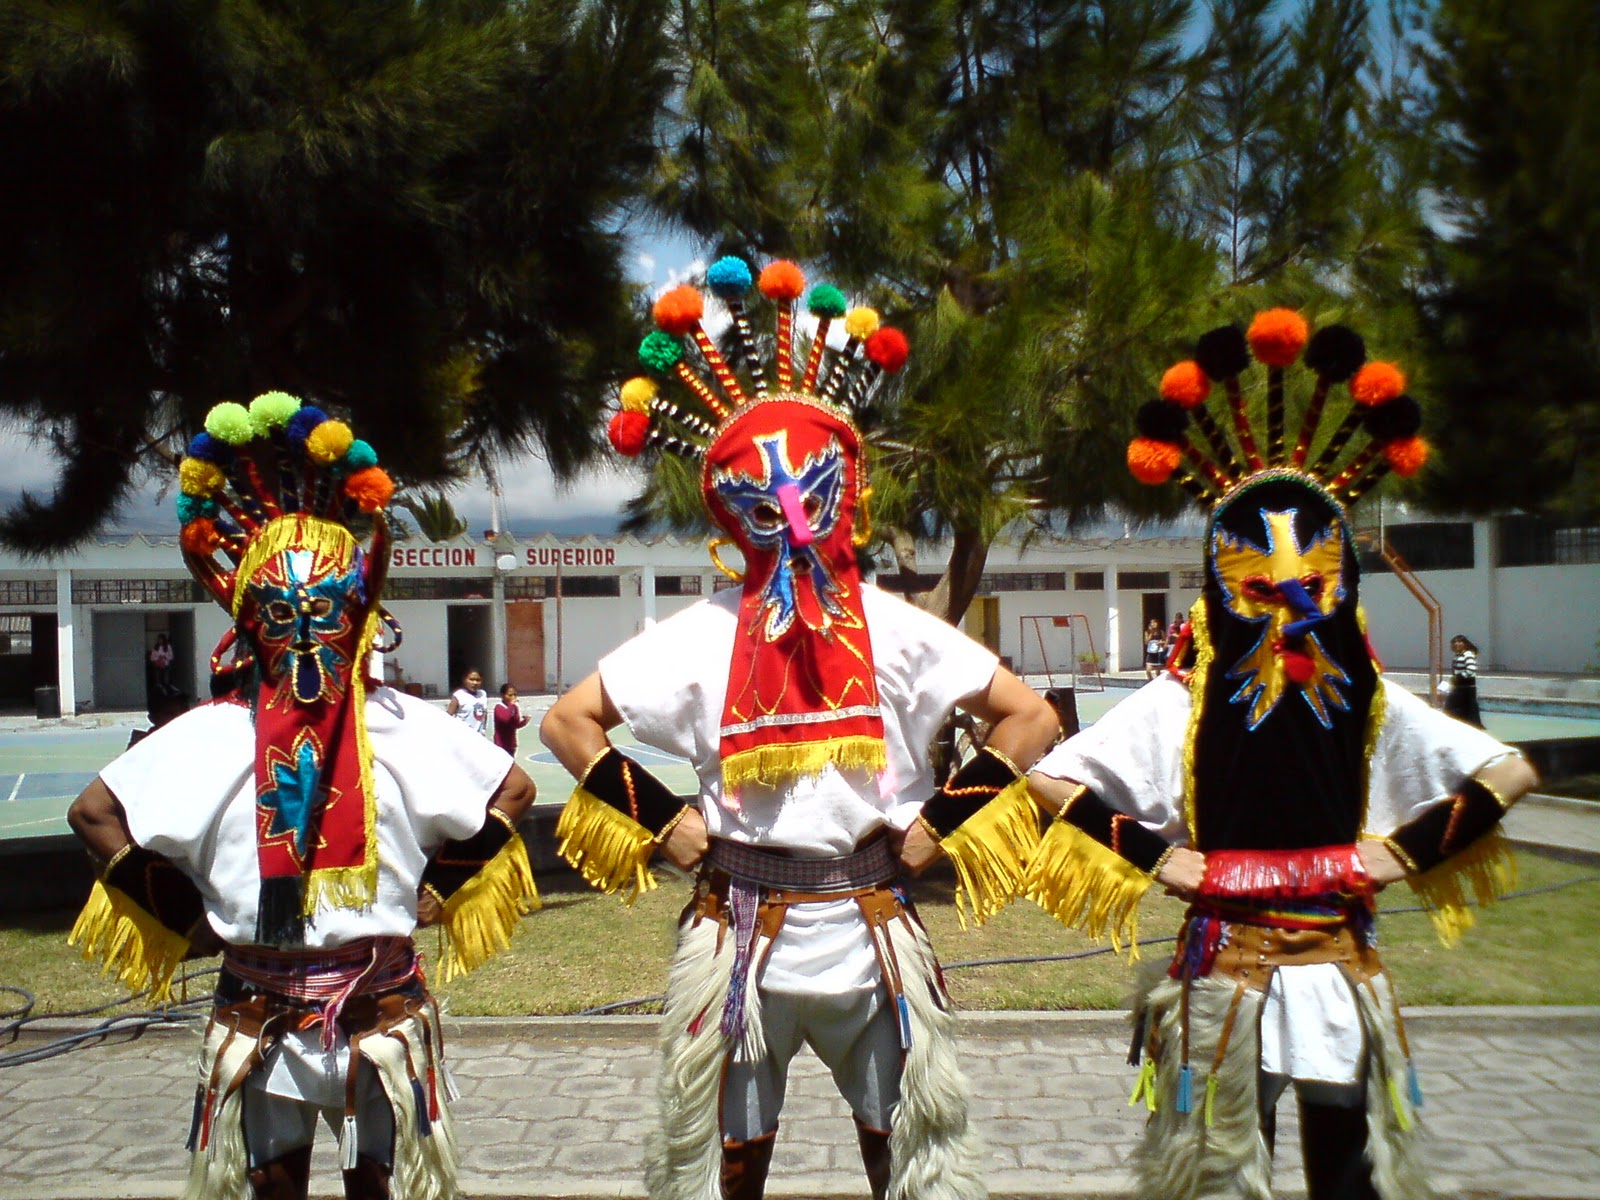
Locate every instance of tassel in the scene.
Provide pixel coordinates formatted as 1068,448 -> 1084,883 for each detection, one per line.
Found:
556,787 -> 658,902
1407,1060 -> 1423,1109
937,778 -> 1043,928
410,1077 -> 432,1138
185,1086 -> 205,1152
1387,1076 -> 1413,1132
1024,821 -> 1152,957
1204,1074 -> 1219,1127
339,1114 -> 360,1170
1176,1063 -> 1194,1114
1405,830 -> 1516,946
1127,1010 -> 1147,1066
719,735 -> 887,792
1128,1059 -> 1159,1112
438,833 -> 540,983
442,1062 -> 462,1104
896,994 -> 913,1050
68,880 -> 190,1003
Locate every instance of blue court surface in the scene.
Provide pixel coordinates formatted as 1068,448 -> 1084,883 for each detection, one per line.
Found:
1,692 -> 1595,848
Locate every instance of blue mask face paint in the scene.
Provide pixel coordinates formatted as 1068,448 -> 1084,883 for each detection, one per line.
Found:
246,548 -> 367,704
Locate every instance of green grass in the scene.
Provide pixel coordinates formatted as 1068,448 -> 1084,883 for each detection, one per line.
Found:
4,850 -> 1597,1019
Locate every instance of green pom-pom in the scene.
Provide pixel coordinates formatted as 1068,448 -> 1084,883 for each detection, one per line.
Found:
205,402 -> 255,445
639,331 -> 683,373
807,285 -> 848,319
249,391 -> 302,435
340,439 -> 378,473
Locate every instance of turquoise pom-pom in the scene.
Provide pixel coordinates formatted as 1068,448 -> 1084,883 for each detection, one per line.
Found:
205,402 -> 255,445
176,494 -> 219,524
341,439 -> 378,473
706,256 -> 754,300
639,331 -> 684,372
807,284 -> 848,318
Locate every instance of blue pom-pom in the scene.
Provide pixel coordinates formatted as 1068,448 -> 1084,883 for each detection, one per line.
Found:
176,494 -> 220,524
706,256 -> 754,300
284,406 -> 329,447
1176,1064 -> 1194,1114
186,432 -> 232,464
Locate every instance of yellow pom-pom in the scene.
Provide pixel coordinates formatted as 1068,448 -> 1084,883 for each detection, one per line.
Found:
619,377 -> 658,414
305,420 -> 354,465
844,307 -> 881,340
178,458 -> 225,497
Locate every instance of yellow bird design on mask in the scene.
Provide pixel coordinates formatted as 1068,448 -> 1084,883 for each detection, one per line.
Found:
1211,509 -> 1351,729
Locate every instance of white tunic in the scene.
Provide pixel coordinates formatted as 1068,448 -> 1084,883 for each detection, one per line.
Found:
599,584 -> 999,995
1033,674 -> 1516,1082
100,687 -> 514,1103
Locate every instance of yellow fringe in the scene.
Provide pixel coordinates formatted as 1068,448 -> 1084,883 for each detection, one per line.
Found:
555,787 -> 658,903
1404,829 -> 1517,946
1024,819 -> 1153,959
720,736 -> 887,792
231,514 -> 356,616
437,834 -> 540,983
939,778 -> 1041,928
68,880 -> 189,1004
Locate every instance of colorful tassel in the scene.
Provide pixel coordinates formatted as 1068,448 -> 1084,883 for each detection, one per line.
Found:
1203,1074 -> 1219,1127
339,1114 -> 360,1170
1407,1060 -> 1423,1108
937,778 -> 1043,928
1129,1058 -> 1159,1112
410,1077 -> 432,1137
1176,1063 -> 1194,1114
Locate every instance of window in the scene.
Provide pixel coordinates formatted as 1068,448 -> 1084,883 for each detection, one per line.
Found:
385,578 -> 493,601
1179,569 -> 1206,589
504,577 -> 550,600
71,578 -> 206,604
1073,572 -> 1104,591
1496,516 -> 1600,567
976,572 -> 1066,593
1380,522 -> 1475,571
654,575 -> 703,596
1116,571 -> 1171,590
556,575 -> 620,597
0,579 -> 56,605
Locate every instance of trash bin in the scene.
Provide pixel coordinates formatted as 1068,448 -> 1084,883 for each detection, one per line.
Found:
34,685 -> 61,720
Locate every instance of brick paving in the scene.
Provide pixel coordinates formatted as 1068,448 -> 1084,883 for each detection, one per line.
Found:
2,1008 -> 1596,1199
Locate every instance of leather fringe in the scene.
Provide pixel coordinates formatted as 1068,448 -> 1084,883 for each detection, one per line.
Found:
719,736 -> 887,792
1024,820 -> 1152,958
1404,829 -> 1517,946
938,778 -> 1041,928
437,835 -> 540,983
555,787 -> 659,902
69,880 -> 190,1003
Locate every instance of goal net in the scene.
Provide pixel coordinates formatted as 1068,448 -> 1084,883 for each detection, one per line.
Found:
1016,614 -> 1104,692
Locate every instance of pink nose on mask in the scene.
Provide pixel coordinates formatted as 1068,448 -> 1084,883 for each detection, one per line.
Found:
775,483 -> 814,548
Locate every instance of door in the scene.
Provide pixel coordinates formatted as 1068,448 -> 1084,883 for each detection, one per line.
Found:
92,611 -> 147,710
505,601 -> 545,693
964,596 -> 1001,654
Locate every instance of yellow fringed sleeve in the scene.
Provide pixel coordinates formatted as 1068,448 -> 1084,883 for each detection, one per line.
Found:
555,787 -> 659,903
1024,819 -> 1154,959
437,834 -> 541,983
1403,829 -> 1517,947
68,880 -> 190,1004
938,778 -> 1043,928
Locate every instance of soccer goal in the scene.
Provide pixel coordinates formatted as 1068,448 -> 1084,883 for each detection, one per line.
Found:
1017,614 -> 1104,692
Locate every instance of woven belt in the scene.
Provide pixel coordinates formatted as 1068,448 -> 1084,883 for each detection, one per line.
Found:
221,936 -> 419,1050
706,836 -> 897,893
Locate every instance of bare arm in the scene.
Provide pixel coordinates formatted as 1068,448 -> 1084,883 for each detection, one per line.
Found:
540,672 -> 707,870
1027,768 -> 1204,897
67,778 -> 133,868
446,694 -> 461,716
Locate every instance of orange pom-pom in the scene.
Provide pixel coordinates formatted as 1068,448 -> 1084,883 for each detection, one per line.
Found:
1383,436 -> 1429,477
1350,361 -> 1406,407
652,285 -> 705,336
608,410 -> 650,456
343,467 -> 394,513
180,518 -> 223,556
1247,308 -> 1309,367
758,260 -> 805,302
1160,361 -> 1211,408
1127,437 -> 1182,485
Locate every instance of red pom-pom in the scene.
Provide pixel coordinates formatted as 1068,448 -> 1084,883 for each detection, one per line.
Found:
1383,436 -> 1429,477
652,285 -> 705,336
608,410 -> 650,456
1350,361 -> 1406,407
1127,437 -> 1182,484
758,260 -> 805,302
1247,308 -> 1310,367
343,467 -> 394,513
864,327 -> 910,373
1281,644 -> 1317,685
1160,361 -> 1211,408
180,518 -> 222,556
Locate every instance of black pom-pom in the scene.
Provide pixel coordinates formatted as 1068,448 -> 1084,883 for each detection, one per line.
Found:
1136,399 -> 1189,442
1194,325 -> 1250,381
1362,393 -> 1422,443
1303,325 -> 1367,382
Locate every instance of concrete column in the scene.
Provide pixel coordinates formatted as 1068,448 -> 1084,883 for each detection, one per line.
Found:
490,572 -> 508,689
640,564 -> 657,628
55,568 -> 76,716
1475,519 -> 1498,669
1103,563 -> 1121,674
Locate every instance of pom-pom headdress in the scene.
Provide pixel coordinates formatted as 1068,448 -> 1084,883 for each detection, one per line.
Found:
176,393 -> 401,946
610,258 -> 911,793
1130,310 -> 1428,507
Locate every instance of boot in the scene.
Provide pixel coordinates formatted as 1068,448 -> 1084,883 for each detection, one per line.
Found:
1298,1097 -> 1380,1200
343,1152 -> 392,1200
248,1145 -> 312,1200
855,1116 -> 892,1200
721,1127 -> 778,1200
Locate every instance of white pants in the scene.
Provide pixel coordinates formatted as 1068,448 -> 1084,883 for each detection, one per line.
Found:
241,1069 -> 395,1167
721,985 -> 903,1141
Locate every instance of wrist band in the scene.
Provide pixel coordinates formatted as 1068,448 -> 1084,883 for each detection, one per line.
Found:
919,745 -> 1024,838
422,808 -> 517,902
104,845 -> 205,940
1388,778 -> 1505,874
582,746 -> 685,835
653,805 -> 691,845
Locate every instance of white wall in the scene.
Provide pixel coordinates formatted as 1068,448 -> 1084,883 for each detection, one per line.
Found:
381,600 -> 452,695
1489,564 -> 1600,674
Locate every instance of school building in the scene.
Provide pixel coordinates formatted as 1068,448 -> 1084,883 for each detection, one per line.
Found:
0,512 -> 1594,714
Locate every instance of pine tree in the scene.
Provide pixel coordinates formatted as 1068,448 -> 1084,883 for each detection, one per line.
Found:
0,0 -> 670,550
